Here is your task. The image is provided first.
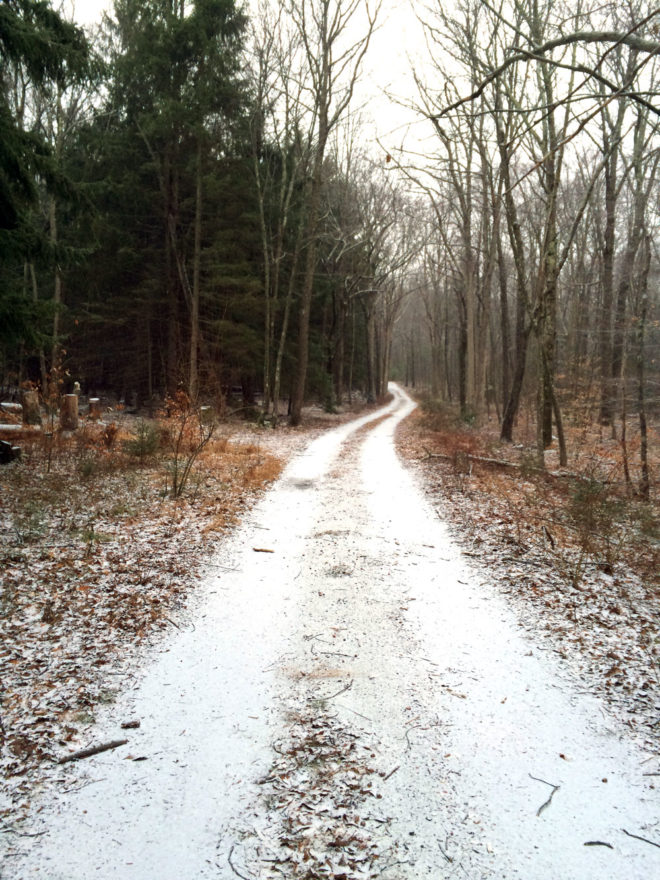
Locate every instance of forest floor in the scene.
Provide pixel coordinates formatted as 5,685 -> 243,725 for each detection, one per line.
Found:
2,384 -> 658,880
396,401 -> 660,750
0,400 -> 374,822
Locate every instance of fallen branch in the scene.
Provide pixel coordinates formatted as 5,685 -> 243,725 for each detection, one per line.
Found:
622,828 -> 660,850
584,840 -> 614,849
529,773 -> 560,817
228,844 -> 254,879
1,823 -> 47,838
317,680 -> 354,702
422,447 -> 609,485
253,548 -> 274,554
438,840 -> 454,863
58,738 -> 128,764
383,764 -> 400,781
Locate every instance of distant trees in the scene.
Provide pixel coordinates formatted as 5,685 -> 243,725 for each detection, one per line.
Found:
1,0 -> 399,415
393,0 -> 660,483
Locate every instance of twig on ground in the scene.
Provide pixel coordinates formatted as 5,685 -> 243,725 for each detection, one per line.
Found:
316,680 -> 353,702
1,824 -> 47,838
438,839 -> 454,863
622,828 -> 660,849
58,738 -> 128,764
383,765 -> 400,781
228,844 -> 254,879
584,840 -> 614,849
529,773 -> 561,817
336,702 -> 373,721
62,777 -> 105,794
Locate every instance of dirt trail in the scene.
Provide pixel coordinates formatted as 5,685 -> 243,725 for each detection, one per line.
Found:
4,385 -> 658,879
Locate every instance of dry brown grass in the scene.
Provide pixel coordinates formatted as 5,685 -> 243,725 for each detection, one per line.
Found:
0,422 -> 286,800
397,401 -> 660,743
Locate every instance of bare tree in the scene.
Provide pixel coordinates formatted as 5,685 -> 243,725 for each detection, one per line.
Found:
287,0 -> 381,425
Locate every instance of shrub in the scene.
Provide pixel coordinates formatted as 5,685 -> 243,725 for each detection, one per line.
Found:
123,421 -> 160,459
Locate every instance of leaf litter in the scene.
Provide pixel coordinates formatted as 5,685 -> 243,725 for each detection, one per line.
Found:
0,419 -> 315,822
396,408 -> 660,750
232,706 -> 396,880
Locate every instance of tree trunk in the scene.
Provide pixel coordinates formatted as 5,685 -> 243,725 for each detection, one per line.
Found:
598,134 -> 617,425
290,140 -> 326,426
272,215 -> 304,423
189,137 -> 203,400
497,237 -> 511,412
637,234 -> 651,500
49,195 -> 62,374
363,295 -> 377,404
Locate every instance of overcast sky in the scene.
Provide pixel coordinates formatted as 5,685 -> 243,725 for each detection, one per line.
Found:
65,0 -> 432,157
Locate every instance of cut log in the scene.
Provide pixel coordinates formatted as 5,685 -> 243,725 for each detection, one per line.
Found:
60,394 -> 79,431
0,424 -> 40,435
88,398 -> 102,421
20,390 -> 41,425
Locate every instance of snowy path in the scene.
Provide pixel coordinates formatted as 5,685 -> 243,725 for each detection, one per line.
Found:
4,385 -> 658,879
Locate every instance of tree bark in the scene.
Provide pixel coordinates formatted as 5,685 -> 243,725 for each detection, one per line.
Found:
189,137 -> 203,400
637,234 -> 651,500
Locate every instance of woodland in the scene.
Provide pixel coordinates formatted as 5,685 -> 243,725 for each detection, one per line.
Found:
0,0 -> 659,476
2,0 -> 660,840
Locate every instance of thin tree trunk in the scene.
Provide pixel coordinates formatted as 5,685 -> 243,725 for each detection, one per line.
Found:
272,214 -> 304,423
497,237 -> 511,412
49,195 -> 62,374
28,263 -> 48,389
189,137 -> 202,400
290,142 -> 326,425
637,234 -> 651,500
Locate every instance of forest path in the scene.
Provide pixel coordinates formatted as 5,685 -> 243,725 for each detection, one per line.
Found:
5,385 -> 658,879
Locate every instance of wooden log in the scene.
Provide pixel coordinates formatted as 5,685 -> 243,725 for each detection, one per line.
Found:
0,402 -> 22,415
88,398 -> 102,421
58,738 -> 128,764
0,424 -> 40,435
60,394 -> 79,431
20,389 -> 41,425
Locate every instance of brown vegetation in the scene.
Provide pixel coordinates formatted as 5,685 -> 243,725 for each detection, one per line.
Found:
0,414 -> 287,815
397,401 -> 660,746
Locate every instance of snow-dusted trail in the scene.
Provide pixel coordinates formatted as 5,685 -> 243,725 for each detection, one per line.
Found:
5,385 -> 658,879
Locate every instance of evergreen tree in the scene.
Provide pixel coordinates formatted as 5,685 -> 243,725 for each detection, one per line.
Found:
0,0 -> 90,369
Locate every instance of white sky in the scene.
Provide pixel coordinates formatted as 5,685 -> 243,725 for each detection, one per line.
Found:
65,0 -> 434,158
